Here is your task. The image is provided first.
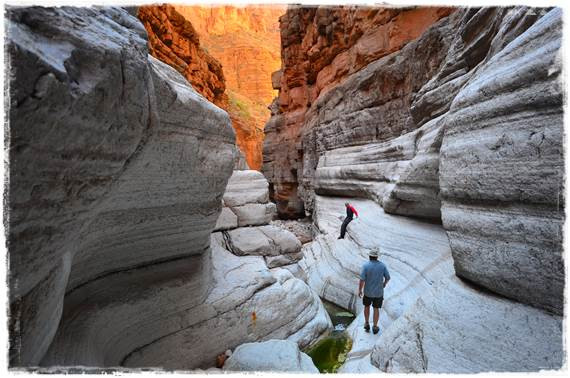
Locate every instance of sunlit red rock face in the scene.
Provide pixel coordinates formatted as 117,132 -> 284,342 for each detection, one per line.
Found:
138,4 -> 283,170
263,6 -> 454,217
174,5 -> 286,170
138,5 -> 227,107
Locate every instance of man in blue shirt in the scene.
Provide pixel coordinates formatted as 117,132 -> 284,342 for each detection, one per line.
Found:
358,247 -> 390,334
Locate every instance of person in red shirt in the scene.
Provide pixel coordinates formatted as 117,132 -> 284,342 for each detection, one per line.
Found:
338,202 -> 358,239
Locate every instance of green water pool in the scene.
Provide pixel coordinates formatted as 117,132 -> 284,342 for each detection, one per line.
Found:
305,299 -> 355,373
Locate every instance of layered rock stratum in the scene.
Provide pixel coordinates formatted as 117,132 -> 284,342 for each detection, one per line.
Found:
6,6 -> 235,367
263,6 -> 453,217
5,3 -> 565,374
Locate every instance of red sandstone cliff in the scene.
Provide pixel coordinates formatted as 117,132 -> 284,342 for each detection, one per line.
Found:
263,6 -> 454,217
174,5 -> 285,170
138,5 -> 227,107
138,5 -> 283,170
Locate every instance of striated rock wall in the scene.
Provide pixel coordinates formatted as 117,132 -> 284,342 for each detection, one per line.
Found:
6,6 -> 235,367
263,6 -> 453,217
268,5 -> 563,315
438,8 -> 564,314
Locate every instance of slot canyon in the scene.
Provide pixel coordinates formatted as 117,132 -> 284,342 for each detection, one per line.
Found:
4,3 -> 565,373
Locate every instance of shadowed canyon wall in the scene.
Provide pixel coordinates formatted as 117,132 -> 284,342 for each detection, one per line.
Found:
6,6 -> 235,366
139,4 -> 284,170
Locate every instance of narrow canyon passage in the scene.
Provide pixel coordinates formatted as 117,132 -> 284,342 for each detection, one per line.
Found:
4,4 -> 564,374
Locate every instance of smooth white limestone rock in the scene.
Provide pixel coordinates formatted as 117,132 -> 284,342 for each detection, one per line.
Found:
223,339 -> 319,373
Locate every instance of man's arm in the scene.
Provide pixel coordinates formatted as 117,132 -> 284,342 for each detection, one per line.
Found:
359,265 -> 367,297
383,267 -> 391,288
383,277 -> 390,288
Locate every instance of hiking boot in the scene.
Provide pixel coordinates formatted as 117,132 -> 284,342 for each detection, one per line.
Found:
372,325 -> 380,335
364,323 -> 370,333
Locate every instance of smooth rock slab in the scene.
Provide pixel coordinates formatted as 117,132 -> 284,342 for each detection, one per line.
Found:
300,195 -> 453,373
258,225 -> 302,254
370,276 -> 564,373
301,196 -> 453,317
224,340 -> 319,373
225,227 -> 273,256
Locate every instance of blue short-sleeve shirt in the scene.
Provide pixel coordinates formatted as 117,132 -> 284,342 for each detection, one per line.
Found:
360,260 -> 390,298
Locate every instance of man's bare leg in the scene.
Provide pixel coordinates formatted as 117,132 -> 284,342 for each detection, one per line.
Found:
373,307 -> 379,327
364,305 -> 370,331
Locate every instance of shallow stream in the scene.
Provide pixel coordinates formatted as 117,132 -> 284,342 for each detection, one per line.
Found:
304,300 -> 355,373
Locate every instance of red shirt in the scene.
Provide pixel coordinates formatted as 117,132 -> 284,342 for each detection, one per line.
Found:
347,205 -> 358,218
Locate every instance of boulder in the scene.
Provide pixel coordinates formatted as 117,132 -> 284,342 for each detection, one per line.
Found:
370,276 -> 563,373
223,170 -> 269,207
214,170 -> 277,231
225,227 -> 274,256
222,225 -> 303,268
271,218 -> 314,244
258,225 -> 302,254
223,340 -> 319,373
